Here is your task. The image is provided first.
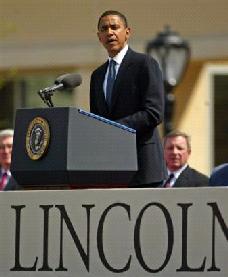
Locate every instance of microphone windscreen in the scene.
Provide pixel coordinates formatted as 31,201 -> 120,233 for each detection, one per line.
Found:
55,73 -> 82,89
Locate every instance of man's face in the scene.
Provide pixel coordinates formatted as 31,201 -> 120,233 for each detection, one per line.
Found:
97,15 -> 130,57
164,136 -> 191,171
0,136 -> 13,170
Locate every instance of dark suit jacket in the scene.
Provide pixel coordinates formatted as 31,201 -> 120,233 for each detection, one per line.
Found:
174,166 -> 209,187
209,163 -> 228,186
90,48 -> 166,186
0,169 -> 20,191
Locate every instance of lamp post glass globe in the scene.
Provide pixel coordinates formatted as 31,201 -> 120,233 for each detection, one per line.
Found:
146,26 -> 190,134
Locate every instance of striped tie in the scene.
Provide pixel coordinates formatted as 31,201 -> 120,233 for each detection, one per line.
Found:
0,172 -> 8,190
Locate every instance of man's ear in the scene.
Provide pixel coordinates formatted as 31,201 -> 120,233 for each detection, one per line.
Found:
125,27 -> 131,41
126,27 -> 131,36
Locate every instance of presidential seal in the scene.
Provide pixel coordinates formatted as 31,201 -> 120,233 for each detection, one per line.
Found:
26,117 -> 50,160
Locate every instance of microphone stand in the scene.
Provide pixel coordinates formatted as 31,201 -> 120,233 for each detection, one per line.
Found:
37,73 -> 82,107
38,89 -> 55,107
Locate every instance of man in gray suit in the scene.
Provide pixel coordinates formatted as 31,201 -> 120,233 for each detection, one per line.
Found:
0,129 -> 20,191
163,131 -> 209,187
90,10 -> 166,187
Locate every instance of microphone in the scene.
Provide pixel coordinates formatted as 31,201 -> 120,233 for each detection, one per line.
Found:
38,73 -> 82,107
40,73 -> 82,94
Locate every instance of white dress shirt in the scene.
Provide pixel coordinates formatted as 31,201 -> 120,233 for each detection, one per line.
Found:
166,164 -> 188,187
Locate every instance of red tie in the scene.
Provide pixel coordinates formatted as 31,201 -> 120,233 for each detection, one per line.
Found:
0,172 -> 8,190
164,173 -> 174,188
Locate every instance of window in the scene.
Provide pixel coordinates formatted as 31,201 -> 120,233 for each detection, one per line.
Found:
0,73 -> 74,129
213,74 -> 228,165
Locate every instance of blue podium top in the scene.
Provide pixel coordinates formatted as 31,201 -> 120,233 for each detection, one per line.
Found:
78,109 -> 136,134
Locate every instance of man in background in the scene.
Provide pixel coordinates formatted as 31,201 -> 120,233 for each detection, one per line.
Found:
209,163 -> 228,186
0,129 -> 19,191
163,130 -> 209,187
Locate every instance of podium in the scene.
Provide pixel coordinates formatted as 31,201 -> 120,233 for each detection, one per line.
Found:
11,107 -> 137,188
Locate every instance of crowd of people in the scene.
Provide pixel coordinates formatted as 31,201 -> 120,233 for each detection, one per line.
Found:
0,10 -> 227,190
0,125 -> 227,190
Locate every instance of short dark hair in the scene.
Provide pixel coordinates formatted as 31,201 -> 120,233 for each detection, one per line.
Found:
163,130 -> 191,151
97,10 -> 128,30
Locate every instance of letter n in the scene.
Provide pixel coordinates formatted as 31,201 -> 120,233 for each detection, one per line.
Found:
207,202 -> 228,272
55,204 -> 94,272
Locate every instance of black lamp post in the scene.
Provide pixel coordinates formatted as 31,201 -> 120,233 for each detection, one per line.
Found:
146,26 -> 190,134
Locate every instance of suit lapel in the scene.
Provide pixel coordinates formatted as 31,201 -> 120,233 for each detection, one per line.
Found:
96,61 -> 110,113
174,166 -> 189,187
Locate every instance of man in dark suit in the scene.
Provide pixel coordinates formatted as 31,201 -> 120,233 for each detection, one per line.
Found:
90,10 -> 166,187
163,131 -> 209,187
209,163 -> 228,186
0,129 -> 20,191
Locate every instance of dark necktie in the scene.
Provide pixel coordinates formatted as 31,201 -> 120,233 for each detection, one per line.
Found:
0,172 -> 8,190
106,59 -> 116,107
164,173 -> 174,188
